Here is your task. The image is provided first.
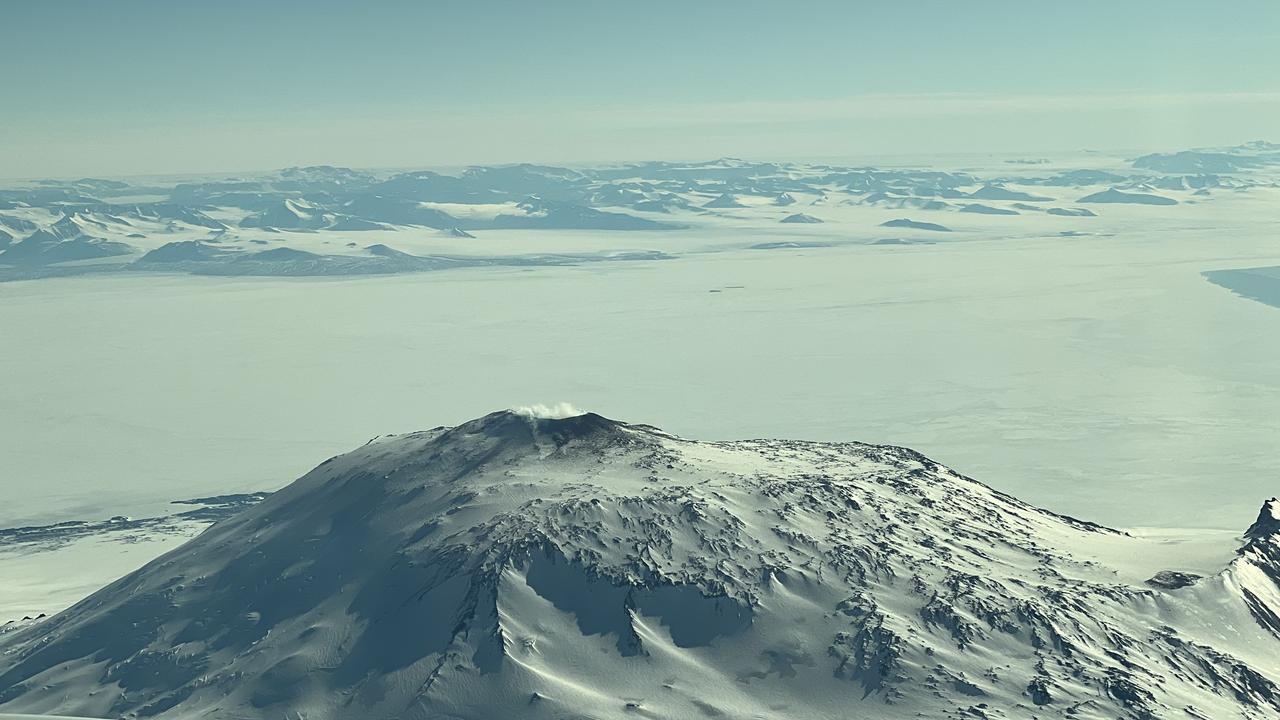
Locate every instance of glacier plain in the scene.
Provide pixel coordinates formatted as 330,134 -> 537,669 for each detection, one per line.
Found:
1,145 -> 1278,621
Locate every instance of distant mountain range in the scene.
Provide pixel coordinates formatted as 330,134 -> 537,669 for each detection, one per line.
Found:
1,142 -> 1275,280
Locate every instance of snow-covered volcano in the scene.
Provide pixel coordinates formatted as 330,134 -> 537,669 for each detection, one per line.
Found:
1,410 -> 1278,719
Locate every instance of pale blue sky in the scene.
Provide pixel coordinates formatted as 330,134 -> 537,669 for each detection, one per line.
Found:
3,0 -> 1278,177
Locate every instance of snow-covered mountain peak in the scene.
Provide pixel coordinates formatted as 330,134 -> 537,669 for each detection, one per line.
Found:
432,408 -> 639,457
1,411 -> 1278,719
1245,497 -> 1280,542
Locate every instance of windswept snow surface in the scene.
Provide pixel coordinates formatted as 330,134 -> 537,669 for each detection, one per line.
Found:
1,410 -> 1278,719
